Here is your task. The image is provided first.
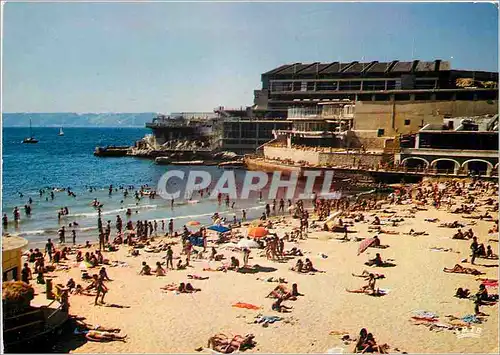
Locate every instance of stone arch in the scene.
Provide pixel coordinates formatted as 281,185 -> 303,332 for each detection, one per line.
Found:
461,159 -> 494,170
401,157 -> 430,168
430,158 -> 460,174
461,159 -> 494,176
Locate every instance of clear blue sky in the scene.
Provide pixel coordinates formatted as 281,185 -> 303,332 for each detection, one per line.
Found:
3,1 -> 498,113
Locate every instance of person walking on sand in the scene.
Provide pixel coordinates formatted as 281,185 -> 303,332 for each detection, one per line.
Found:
85,274 -> 108,306
45,238 -> 54,262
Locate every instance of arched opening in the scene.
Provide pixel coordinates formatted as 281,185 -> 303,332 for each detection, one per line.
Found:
401,157 -> 429,172
462,160 -> 494,176
431,159 -> 459,174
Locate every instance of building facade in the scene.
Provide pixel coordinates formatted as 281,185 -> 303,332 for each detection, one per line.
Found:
254,60 -> 498,136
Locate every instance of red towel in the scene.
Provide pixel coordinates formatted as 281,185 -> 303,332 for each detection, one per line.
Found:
232,302 -> 261,310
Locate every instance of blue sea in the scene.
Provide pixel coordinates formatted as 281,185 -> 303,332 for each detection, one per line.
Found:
1,127 -> 268,248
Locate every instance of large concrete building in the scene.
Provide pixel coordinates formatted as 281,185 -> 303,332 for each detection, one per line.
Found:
253,60 -> 498,136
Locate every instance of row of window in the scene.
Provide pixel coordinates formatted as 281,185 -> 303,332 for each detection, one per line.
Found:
270,79 -> 438,92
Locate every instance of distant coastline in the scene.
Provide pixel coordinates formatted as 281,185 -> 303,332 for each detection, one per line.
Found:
2,112 -> 156,128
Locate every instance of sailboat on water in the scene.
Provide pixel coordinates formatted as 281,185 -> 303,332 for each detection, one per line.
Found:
59,127 -> 64,136
22,118 -> 39,144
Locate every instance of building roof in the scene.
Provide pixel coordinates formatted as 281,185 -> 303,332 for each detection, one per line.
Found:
2,235 -> 28,252
263,60 -> 460,76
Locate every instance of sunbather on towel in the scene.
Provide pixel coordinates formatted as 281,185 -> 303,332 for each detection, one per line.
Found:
352,270 -> 385,279
207,333 -> 256,354
443,264 -> 483,275
267,283 -> 300,300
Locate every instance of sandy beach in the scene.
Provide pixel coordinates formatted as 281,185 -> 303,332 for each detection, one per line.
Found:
26,179 -> 498,354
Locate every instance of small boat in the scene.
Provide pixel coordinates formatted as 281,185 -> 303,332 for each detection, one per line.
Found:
170,160 -> 205,166
22,118 -> 38,144
58,127 -> 64,136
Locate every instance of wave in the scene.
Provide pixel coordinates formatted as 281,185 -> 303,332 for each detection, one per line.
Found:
67,204 -> 158,218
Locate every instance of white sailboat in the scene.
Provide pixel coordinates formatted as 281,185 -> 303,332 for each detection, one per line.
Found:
22,118 -> 39,143
59,127 -> 64,136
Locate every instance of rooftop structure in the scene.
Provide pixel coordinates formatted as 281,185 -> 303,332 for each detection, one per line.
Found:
254,59 -> 498,113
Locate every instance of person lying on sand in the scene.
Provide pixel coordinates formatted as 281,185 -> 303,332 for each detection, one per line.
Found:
439,221 -> 464,228
267,283 -> 301,300
443,264 -> 483,275
352,270 -> 385,279
82,330 -> 127,342
188,274 -> 209,280
283,247 -> 303,256
271,297 -> 293,313
403,229 -> 428,236
206,333 -> 256,354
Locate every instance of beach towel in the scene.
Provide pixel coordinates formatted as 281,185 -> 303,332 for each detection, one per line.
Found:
481,279 -> 499,287
254,315 -> 282,325
412,310 -> 438,319
461,315 -> 481,324
232,302 -> 261,310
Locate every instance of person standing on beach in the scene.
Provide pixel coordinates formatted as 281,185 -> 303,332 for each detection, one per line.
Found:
45,239 -> 54,262
72,228 -> 77,245
99,232 -> 105,251
153,220 -> 158,236
166,246 -> 174,269
265,204 -> 271,218
243,248 -> 250,267
116,215 -> 122,233
21,263 -> 32,283
13,207 -> 20,223
105,221 -> 111,243
161,220 -> 165,232
279,199 -> 285,213
168,219 -> 174,236
2,213 -> 8,229
242,210 -> 247,222
171,198 -> 174,209
470,237 -> 479,265
58,226 -> 66,243
97,217 -> 103,234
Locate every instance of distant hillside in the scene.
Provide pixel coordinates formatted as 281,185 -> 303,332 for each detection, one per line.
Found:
2,112 -> 156,127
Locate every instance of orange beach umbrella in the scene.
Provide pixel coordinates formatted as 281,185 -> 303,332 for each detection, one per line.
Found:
248,226 -> 268,238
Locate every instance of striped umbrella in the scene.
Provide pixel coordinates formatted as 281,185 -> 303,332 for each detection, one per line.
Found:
358,237 -> 376,255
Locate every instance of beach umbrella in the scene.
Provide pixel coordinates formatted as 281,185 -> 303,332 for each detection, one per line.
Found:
187,221 -> 201,226
237,238 -> 261,249
248,226 -> 268,238
358,237 -> 376,255
207,225 -> 230,233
